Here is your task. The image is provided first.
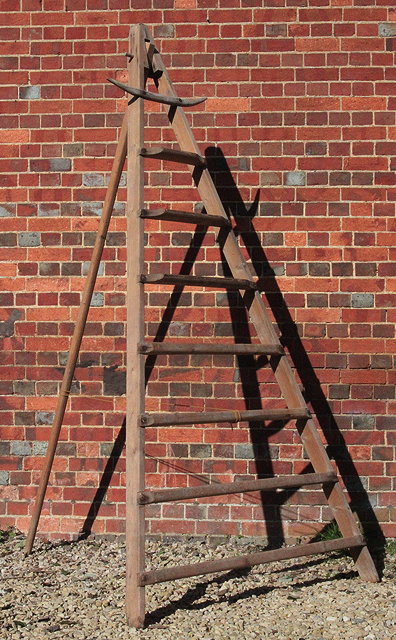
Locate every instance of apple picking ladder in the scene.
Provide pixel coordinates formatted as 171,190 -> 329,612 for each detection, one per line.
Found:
24,24 -> 379,628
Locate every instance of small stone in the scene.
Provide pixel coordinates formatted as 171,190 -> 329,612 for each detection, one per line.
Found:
47,624 -> 61,632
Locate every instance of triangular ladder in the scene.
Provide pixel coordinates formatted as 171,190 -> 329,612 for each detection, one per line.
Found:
24,24 -> 379,629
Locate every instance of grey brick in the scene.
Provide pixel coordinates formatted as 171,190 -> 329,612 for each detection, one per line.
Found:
235,444 -> 255,459
105,172 -> 126,187
38,203 -> 59,217
48,158 -> 71,172
285,171 -> 306,186
352,415 -> 375,430
18,231 -> 40,247
379,23 -> 396,37
83,173 -> 105,187
91,292 -> 104,307
83,261 -> 104,276
189,444 -> 211,458
0,471 -> 9,485
82,202 -> 103,216
36,411 -> 54,425
351,293 -> 374,308
11,441 -> 31,456
0,442 -> 10,455
238,157 -> 250,171
100,443 -> 114,456
63,143 -> 83,157
0,204 -> 16,217
33,441 -> 48,455
19,85 -> 41,100
14,381 -> 35,395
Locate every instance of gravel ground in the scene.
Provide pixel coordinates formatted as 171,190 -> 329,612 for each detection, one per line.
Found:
1,532 -> 395,640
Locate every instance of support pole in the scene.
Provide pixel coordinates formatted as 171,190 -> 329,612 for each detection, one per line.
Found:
125,24 -> 146,629
24,114 -> 128,556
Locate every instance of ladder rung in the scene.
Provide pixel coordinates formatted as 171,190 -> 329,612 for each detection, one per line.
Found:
140,407 -> 310,427
140,146 -> 206,167
139,535 -> 365,585
140,273 -> 256,290
138,471 -> 338,505
140,208 -> 231,228
139,342 -> 284,356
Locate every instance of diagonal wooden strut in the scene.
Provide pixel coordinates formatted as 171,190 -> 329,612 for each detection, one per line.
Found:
23,113 -> 128,556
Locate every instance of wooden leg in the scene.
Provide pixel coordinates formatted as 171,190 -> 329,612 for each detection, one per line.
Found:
125,24 -> 146,628
24,114 -> 128,556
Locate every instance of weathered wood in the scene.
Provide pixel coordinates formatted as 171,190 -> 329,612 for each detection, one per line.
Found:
139,342 -> 284,355
140,273 -> 256,290
125,24 -> 146,629
138,471 -> 338,505
147,32 -> 379,584
140,207 -> 231,228
140,535 -> 365,586
140,145 -> 205,166
108,77 -> 207,107
23,113 -> 128,557
140,407 -> 310,427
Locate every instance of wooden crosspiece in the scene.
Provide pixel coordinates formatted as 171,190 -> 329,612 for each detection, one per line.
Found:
24,23 -> 379,630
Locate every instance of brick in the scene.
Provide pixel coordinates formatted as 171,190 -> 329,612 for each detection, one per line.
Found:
351,294 -> 374,308
285,171 -> 306,186
378,23 -> 396,37
30,158 -> 71,172
0,471 -> 9,485
18,231 -> 40,247
11,441 -> 31,456
19,85 -> 41,100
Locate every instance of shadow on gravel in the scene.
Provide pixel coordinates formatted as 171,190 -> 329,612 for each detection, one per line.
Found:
145,562 -> 357,627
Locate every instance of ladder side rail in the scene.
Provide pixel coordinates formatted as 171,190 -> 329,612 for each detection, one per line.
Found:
125,24 -> 147,629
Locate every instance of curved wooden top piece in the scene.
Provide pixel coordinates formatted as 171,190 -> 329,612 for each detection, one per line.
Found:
108,78 -> 207,107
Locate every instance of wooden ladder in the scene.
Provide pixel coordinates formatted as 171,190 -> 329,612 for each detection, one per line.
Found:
24,24 -> 379,629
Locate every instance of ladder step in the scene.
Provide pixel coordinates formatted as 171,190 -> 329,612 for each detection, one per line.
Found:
139,535 -> 365,585
140,273 -> 256,290
140,407 -> 310,427
140,146 -> 206,167
140,208 -> 231,228
138,471 -> 338,505
139,342 -> 284,355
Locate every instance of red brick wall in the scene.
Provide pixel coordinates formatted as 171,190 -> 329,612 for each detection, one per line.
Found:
0,0 -> 395,542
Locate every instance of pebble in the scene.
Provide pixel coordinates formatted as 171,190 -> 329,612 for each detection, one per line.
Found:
0,535 -> 395,640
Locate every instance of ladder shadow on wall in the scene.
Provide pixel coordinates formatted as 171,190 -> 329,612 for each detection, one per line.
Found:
205,146 -> 385,566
